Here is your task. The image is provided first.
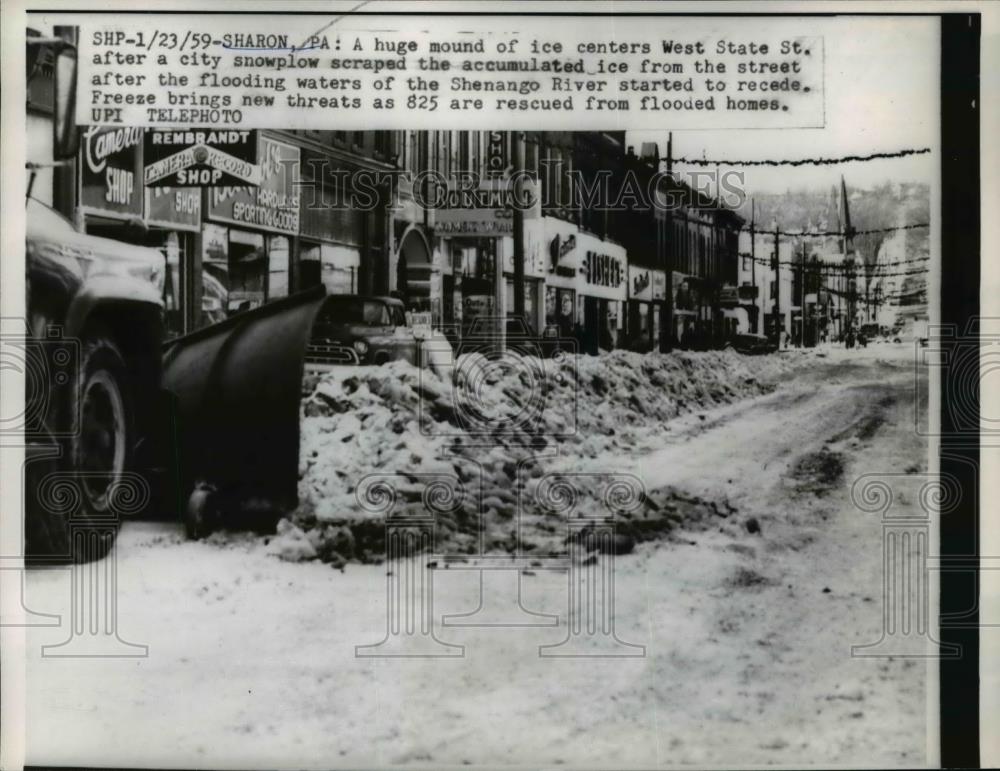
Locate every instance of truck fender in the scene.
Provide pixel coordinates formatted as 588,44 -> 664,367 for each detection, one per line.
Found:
63,276 -> 162,339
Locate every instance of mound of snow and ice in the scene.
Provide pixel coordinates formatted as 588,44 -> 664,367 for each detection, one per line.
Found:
281,350 -> 798,564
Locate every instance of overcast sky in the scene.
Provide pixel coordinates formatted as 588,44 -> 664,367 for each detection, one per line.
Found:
627,16 -> 938,195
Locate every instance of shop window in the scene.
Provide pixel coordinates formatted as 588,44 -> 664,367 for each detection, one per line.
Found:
472,131 -> 482,177
200,223 -> 229,328
198,227 -> 291,324
227,229 -> 266,313
268,235 -> 290,299
450,131 -> 461,176
439,132 -> 451,177
394,131 -> 407,168
412,132 -> 429,177
524,135 -> 539,178
161,231 -> 184,339
319,242 -> 360,295
544,286 -> 575,337
504,277 -> 539,334
299,242 -> 322,289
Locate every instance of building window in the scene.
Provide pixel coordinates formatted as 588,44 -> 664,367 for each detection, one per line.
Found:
458,130 -> 470,174
524,134 -> 539,178
199,226 -> 291,327
268,235 -> 290,299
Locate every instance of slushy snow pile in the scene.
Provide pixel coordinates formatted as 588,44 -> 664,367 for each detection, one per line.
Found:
284,350 -> 796,564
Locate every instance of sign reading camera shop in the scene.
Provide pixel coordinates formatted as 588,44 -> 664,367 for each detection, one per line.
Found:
144,129 -> 259,188
206,135 -> 300,235
80,125 -> 144,217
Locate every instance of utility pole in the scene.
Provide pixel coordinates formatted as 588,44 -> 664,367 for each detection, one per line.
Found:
800,239 -> 807,348
511,131 -> 525,338
750,198 -> 757,335
663,131 -> 674,353
772,224 -> 780,346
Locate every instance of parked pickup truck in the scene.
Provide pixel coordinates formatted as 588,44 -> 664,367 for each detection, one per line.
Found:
305,295 -> 417,371
727,333 -> 779,356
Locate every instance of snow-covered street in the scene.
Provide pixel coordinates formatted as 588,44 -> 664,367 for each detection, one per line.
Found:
22,345 -> 929,768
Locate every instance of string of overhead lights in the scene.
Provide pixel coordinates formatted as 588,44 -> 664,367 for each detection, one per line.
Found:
737,223 -> 929,237
672,148 -> 932,167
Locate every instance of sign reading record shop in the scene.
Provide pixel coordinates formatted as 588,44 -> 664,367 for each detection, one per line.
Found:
206,135 -> 300,235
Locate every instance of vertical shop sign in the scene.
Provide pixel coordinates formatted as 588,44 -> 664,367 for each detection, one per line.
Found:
80,125 -> 144,217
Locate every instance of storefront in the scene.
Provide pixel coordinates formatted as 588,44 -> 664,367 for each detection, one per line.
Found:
203,134 -> 300,320
540,221 -> 626,355
540,219 -> 580,341
671,271 -> 704,348
437,208 -> 508,342
503,218 -> 547,336
145,186 -> 201,338
396,225 -> 437,320
79,126 -> 202,339
718,284 -> 747,341
626,265 -> 666,352
79,126 -> 145,231
297,147 -> 367,297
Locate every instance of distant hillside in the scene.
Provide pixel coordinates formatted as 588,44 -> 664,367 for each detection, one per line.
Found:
735,181 -> 930,267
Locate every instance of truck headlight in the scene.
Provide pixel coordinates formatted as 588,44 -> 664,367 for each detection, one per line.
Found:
353,340 -> 369,356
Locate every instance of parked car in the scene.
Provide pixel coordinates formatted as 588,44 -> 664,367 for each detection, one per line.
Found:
727,333 -> 779,355
305,295 -> 453,376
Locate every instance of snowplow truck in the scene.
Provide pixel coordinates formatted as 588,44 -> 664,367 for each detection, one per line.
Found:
21,32 -> 455,556
23,33 -> 167,561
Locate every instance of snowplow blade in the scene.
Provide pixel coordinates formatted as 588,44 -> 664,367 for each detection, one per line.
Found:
161,286 -> 330,529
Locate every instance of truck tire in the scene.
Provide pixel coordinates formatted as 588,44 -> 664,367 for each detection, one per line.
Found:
64,332 -> 136,561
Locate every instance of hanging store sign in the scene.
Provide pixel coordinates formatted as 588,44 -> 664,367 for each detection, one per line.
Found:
144,129 -> 259,187
719,285 -> 740,307
435,207 -> 513,236
629,266 -> 653,301
549,233 -> 577,276
206,135 -> 300,235
485,131 -> 508,177
80,125 -> 144,217
652,271 -> 667,300
581,250 -> 623,289
144,186 -> 201,231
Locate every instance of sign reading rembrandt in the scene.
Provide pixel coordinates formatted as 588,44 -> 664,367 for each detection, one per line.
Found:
144,129 -> 259,187
206,135 -> 300,235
